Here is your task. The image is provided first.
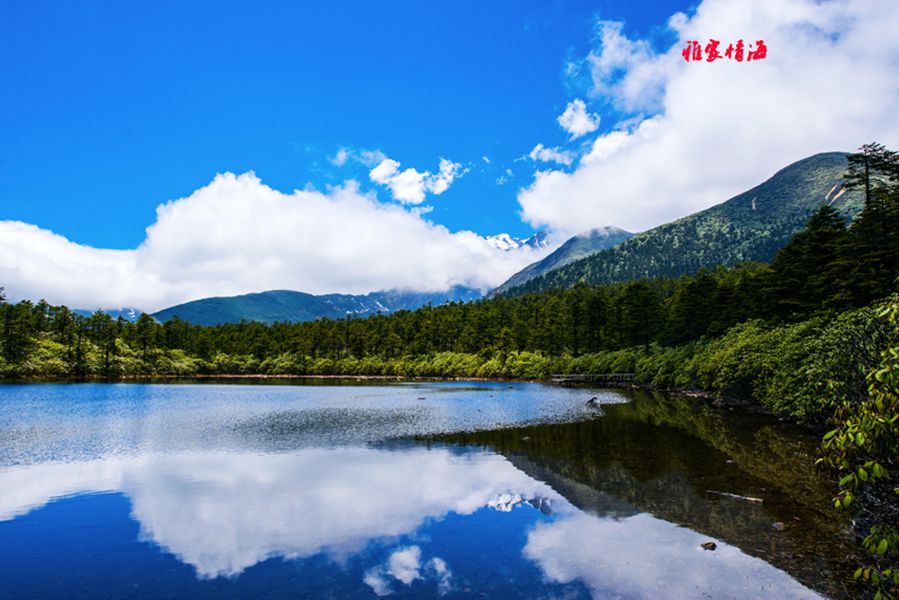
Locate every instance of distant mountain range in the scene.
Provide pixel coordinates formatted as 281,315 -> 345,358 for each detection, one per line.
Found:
492,226 -> 633,295
77,153 -> 861,324
73,307 -> 143,322
496,152 -> 863,296
151,286 -> 483,326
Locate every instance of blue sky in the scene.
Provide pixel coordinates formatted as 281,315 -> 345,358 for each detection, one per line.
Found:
2,0 -> 895,310
0,0 -> 686,248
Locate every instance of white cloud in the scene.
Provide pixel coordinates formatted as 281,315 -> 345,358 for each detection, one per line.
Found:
0,173 -> 552,311
524,513 -> 822,599
496,168 -> 515,186
579,22 -> 668,114
429,158 -> 464,195
331,147 -> 387,168
359,149 -> 388,166
428,557 -> 453,595
363,547 -> 454,596
369,159 -> 402,184
519,0 -> 899,234
482,156 -> 491,164
363,569 -> 393,597
369,156 -> 464,204
556,99 -> 600,139
527,143 -> 574,166
330,148 -> 350,167
386,546 -> 422,585
0,446 -> 560,579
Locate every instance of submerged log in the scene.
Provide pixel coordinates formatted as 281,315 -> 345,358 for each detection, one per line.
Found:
706,490 -> 764,504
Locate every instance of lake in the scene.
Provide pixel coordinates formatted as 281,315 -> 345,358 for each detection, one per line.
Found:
0,381 -> 860,599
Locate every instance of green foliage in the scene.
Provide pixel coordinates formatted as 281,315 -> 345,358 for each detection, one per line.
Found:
819,298 -> 899,599
503,152 -> 864,296
765,205 -> 850,317
20,337 -> 71,377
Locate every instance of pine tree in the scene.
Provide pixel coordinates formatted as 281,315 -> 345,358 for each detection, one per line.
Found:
618,281 -> 662,348
841,143 -> 899,304
767,205 -> 848,318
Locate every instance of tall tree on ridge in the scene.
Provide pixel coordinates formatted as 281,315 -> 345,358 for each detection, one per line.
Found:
842,142 -> 899,304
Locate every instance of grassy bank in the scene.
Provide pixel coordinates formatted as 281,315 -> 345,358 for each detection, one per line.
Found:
3,296 -> 895,424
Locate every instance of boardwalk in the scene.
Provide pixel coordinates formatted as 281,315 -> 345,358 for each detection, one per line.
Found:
550,373 -> 635,385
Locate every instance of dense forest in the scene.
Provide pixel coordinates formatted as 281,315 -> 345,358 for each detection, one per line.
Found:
2,143 -> 899,597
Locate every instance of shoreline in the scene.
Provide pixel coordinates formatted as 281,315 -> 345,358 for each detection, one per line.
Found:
0,372 -> 790,421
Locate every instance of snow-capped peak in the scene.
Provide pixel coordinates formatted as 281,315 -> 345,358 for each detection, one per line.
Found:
485,231 -> 549,251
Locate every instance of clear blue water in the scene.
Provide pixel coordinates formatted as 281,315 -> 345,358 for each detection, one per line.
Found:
0,381 -> 854,598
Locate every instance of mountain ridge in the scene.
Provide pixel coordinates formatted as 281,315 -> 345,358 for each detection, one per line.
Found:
151,286 -> 483,326
492,226 -> 633,295
498,152 -> 863,296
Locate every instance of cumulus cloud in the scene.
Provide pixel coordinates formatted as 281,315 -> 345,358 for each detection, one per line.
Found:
519,0 -> 899,234
386,546 -> 422,585
556,99 -> 600,139
369,156 -> 464,204
0,173 -> 551,311
364,547 -> 454,596
527,143 -> 574,166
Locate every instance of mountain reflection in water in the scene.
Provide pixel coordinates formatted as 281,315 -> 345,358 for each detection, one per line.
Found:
0,382 -> 856,598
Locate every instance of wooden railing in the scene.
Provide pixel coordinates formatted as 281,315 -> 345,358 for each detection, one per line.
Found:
550,373 -> 635,384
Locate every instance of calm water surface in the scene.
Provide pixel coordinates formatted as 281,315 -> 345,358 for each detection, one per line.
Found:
0,381 -> 860,598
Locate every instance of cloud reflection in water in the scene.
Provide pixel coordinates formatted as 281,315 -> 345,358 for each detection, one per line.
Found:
0,445 -> 822,598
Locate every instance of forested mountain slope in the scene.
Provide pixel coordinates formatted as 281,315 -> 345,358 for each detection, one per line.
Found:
152,286 -> 482,326
492,226 -> 632,294
500,152 -> 862,295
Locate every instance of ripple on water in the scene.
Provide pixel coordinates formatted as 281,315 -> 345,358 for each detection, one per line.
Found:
0,381 -> 624,464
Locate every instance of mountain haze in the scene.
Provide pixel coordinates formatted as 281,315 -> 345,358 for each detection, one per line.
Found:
500,152 -> 863,296
73,307 -> 143,322
152,286 -> 482,326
